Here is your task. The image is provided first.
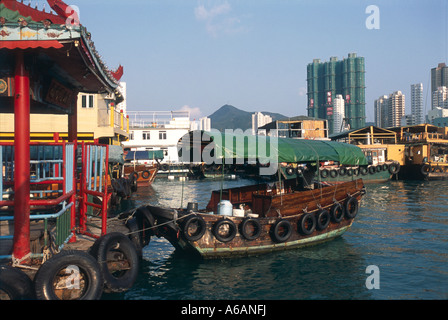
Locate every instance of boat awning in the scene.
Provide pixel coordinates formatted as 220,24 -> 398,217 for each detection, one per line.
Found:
178,130 -> 368,166
125,150 -> 164,161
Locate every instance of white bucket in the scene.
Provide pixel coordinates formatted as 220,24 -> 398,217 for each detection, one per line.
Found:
217,200 -> 232,216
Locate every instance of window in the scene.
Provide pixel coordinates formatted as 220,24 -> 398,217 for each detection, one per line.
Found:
81,94 -> 94,108
159,131 -> 167,140
142,131 -> 150,140
129,131 -> 134,140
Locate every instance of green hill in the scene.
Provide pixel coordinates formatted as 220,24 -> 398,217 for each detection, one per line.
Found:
208,104 -> 287,132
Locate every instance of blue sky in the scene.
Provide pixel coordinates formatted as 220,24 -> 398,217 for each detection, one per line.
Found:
70,0 -> 446,121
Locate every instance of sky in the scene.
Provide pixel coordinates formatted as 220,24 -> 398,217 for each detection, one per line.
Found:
62,0 -> 447,121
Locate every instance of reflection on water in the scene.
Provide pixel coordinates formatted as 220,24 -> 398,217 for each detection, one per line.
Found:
105,178 -> 448,300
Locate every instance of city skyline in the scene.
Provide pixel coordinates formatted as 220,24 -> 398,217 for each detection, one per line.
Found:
70,1 -> 447,123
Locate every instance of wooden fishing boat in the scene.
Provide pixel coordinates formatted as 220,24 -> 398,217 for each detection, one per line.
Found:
127,178 -> 365,259
121,130 -> 368,259
123,150 -> 163,186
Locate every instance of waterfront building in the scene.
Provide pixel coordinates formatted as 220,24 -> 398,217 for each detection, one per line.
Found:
307,53 -> 366,134
0,91 -> 128,145
411,83 -> 424,125
123,110 -> 192,163
252,112 -> 272,135
427,107 -> 448,125
258,116 -> 328,140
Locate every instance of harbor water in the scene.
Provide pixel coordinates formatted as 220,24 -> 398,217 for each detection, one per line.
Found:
105,178 -> 448,300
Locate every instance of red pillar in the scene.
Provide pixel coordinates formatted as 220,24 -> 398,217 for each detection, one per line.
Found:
12,51 -> 31,263
68,95 -> 78,242
68,95 -> 78,142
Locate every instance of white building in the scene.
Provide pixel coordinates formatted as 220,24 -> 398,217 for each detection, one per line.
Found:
432,86 -> 448,109
123,111 -> 191,163
333,95 -> 345,133
411,83 -> 423,125
427,107 -> 448,125
252,112 -> 272,135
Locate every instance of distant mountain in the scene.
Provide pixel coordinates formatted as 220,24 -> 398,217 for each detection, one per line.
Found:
208,105 -> 287,131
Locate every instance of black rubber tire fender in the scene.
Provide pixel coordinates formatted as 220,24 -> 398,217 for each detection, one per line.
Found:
182,215 -> 207,242
90,232 -> 139,293
368,166 -> 376,174
0,265 -> 34,300
320,169 -> 329,178
34,250 -> 104,300
271,219 -> 292,243
388,162 -> 400,174
299,213 -> 316,235
330,202 -> 344,223
360,166 -> 368,176
316,209 -> 331,231
141,170 -> 150,179
329,169 -> 338,178
345,196 -> 359,219
213,219 -> 237,243
421,164 -> 431,176
239,218 -> 262,241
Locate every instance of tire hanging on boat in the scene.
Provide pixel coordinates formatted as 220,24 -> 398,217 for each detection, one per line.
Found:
299,213 -> 316,235
141,170 -> 150,179
344,196 -> 359,219
271,219 -> 292,243
0,265 -> 34,300
182,215 -> 206,241
213,219 -> 237,243
329,169 -> 338,178
330,202 -> 344,223
360,166 -> 368,176
388,162 -> 400,174
316,209 -> 330,231
421,164 -> 431,176
320,169 -> 329,179
239,218 -> 262,241
89,232 -> 139,293
34,250 -> 104,300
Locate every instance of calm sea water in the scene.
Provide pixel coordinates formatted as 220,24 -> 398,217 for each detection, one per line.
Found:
104,177 -> 448,301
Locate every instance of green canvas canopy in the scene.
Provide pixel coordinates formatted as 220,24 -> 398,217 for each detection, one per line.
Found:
178,130 -> 367,166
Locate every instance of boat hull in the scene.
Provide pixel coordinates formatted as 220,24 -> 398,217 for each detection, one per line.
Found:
127,179 -> 365,259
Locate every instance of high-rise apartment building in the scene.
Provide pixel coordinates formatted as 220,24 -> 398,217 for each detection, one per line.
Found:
374,91 -> 405,128
432,86 -> 448,109
388,91 -> 405,127
431,63 -> 448,103
333,95 -> 345,133
374,95 -> 389,128
252,112 -> 272,135
410,83 -> 423,125
307,53 -> 365,133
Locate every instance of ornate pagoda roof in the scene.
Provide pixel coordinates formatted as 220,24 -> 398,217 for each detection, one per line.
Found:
0,0 -> 123,96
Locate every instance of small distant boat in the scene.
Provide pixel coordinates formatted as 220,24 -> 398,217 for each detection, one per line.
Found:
123,150 -> 163,186
121,131 -> 368,258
